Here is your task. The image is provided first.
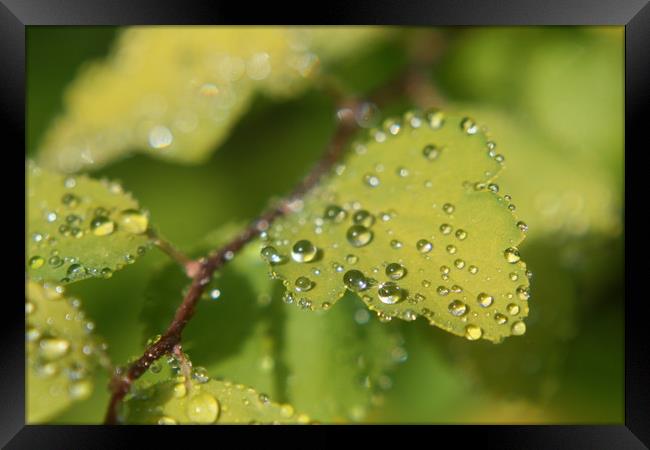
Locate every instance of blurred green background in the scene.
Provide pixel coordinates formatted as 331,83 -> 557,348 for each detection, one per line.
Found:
26,26 -> 624,424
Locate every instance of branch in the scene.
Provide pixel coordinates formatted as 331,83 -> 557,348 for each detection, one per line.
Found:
104,35 -> 444,423
104,100 -> 359,424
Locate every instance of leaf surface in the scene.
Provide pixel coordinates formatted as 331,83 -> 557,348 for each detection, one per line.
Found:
27,161 -> 152,284
263,110 -> 530,342
26,280 -> 108,422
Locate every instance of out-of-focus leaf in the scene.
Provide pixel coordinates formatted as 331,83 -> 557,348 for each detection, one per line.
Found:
263,109 -> 530,342
449,105 -> 622,238
37,27 -> 389,173
26,280 -> 108,422
27,161 -> 152,284
281,292 -> 403,422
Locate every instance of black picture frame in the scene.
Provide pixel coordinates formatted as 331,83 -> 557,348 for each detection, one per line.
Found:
3,0 -> 646,447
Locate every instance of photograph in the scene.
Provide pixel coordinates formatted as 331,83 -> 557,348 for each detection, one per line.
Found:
24,25 -> 625,427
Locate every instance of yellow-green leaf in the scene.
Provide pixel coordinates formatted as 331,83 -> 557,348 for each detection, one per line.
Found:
122,378 -> 307,424
27,161 -> 152,284
262,110 -> 530,342
26,280 -> 108,422
37,26 -> 388,173
282,292 -> 403,422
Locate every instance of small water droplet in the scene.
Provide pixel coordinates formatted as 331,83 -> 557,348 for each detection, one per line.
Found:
422,144 -> 441,161
446,244 -> 457,255
442,203 -> 455,215
494,313 -> 508,325
61,193 -> 80,208
507,303 -> 520,315
516,285 -> 531,300
390,239 -> 403,249
48,256 -> 63,268
363,173 -> 381,188
517,221 -> 528,233
440,224 -> 452,235
323,205 -> 347,223
352,210 -> 375,228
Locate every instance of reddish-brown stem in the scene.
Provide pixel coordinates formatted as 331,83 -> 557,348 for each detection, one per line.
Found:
104,36 -> 443,423
103,101 -> 359,424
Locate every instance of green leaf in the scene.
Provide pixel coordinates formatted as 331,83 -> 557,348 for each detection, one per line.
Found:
26,280 -> 108,422
263,110 -> 530,342
282,292 -> 403,422
141,223 -> 401,421
27,161 -> 152,284
36,27 -> 389,173
122,378 -> 307,424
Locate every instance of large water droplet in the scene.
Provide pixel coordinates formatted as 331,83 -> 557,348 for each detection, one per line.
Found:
416,239 -> 433,254
460,117 -> 478,135
261,246 -> 285,264
477,293 -> 494,308
464,324 -> 483,340
352,210 -> 375,228
346,225 -> 373,247
291,240 -> 318,263
39,338 -> 70,360
90,216 -> 115,237
448,300 -> 467,316
118,209 -> 149,234
511,321 -> 527,336
148,125 -> 174,149
295,276 -> 314,292
504,247 -> 521,263
385,263 -> 406,280
323,205 -> 347,223
422,144 -> 441,161
343,270 -> 369,292
186,391 -> 220,424
29,256 -> 45,269
378,282 -> 404,305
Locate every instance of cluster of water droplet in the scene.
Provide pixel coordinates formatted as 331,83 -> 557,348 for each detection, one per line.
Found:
26,282 -> 108,409
260,109 -> 530,341
28,167 -> 151,283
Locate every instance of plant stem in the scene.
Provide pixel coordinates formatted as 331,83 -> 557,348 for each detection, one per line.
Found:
103,39 -> 444,422
103,100 -> 359,424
